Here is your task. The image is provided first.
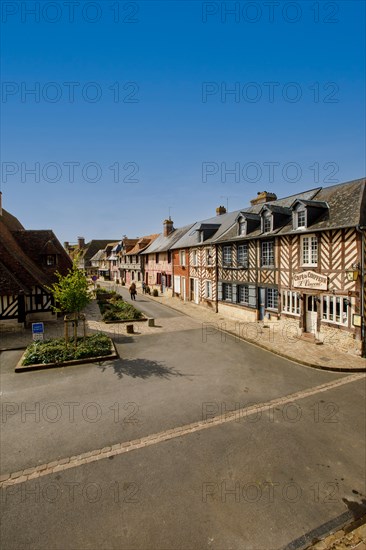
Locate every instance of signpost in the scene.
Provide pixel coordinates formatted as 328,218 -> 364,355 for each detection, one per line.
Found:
32,322 -> 44,341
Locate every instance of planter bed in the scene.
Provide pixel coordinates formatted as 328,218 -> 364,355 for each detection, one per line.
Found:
15,334 -> 118,372
104,315 -> 148,324
97,297 -> 145,323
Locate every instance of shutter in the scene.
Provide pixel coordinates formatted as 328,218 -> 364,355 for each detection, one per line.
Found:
218,282 -> 223,302
232,283 -> 237,303
174,276 -> 180,293
248,285 -> 256,308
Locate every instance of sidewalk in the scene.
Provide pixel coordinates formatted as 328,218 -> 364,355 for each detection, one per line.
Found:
308,517 -> 366,550
140,289 -> 366,372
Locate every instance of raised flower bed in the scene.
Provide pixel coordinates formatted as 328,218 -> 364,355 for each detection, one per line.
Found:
16,333 -> 117,372
97,295 -> 146,323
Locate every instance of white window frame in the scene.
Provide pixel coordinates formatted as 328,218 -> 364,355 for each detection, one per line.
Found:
237,244 -> 248,267
266,288 -> 278,310
179,250 -> 186,266
322,295 -> 349,326
282,290 -> 300,315
296,209 -> 306,229
301,234 -> 318,266
238,220 -> 246,236
262,212 -> 272,233
205,280 -> 212,299
261,241 -> 274,267
192,249 -> 198,266
238,284 -> 249,305
206,248 -> 213,266
223,283 -> 232,301
223,246 -> 232,266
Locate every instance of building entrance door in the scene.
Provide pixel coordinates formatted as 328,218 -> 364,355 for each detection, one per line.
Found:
305,295 -> 318,334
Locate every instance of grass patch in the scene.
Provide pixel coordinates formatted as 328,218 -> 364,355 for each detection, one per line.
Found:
22,333 -> 112,366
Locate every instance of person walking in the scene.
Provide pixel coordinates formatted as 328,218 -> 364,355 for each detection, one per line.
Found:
142,281 -> 146,294
129,282 -> 137,300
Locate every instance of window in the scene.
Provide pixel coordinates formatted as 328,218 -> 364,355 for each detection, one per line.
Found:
261,241 -> 274,266
223,283 -> 232,301
282,290 -> 300,315
239,220 -> 246,236
301,235 -> 318,266
266,288 -> 278,309
223,246 -> 232,265
237,244 -> 248,267
206,248 -> 213,266
263,213 -> 272,233
179,250 -> 186,266
155,253 -> 160,264
192,249 -> 198,266
296,210 -> 306,229
205,280 -> 212,299
174,275 -> 181,294
46,255 -> 56,266
322,295 -> 348,326
238,285 -> 249,305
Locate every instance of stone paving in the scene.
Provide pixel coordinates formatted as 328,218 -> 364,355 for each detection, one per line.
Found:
308,519 -> 366,550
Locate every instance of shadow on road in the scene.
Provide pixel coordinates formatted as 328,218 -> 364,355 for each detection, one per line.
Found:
98,357 -> 185,380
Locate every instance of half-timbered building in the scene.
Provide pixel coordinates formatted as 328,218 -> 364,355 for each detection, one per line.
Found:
0,197 -> 72,325
214,179 -> 366,356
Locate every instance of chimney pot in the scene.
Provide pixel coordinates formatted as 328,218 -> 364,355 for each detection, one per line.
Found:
250,191 -> 277,206
216,206 -> 227,216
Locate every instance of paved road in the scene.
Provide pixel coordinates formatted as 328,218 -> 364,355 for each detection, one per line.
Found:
1,296 -> 365,549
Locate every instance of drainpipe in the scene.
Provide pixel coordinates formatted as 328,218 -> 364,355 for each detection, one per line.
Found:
214,244 -> 218,313
355,226 -> 365,357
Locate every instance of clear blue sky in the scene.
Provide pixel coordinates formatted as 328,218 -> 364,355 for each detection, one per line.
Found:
1,0 -> 365,243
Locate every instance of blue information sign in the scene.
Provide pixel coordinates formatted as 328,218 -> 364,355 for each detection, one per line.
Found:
32,322 -> 44,334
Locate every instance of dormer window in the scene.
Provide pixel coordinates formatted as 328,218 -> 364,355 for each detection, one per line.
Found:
238,220 -> 246,236
263,212 -> 272,233
297,210 -> 306,229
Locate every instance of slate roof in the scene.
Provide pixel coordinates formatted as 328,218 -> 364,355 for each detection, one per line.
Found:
142,224 -> 196,254
216,179 -> 365,243
75,240 -> 119,265
90,249 -> 105,262
0,209 -> 72,296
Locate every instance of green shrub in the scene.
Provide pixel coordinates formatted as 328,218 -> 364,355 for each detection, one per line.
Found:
101,301 -> 143,321
22,333 -> 112,365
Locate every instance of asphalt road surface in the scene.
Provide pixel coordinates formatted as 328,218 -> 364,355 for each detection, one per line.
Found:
1,296 -> 365,549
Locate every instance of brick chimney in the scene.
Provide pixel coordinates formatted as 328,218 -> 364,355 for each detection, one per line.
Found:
216,206 -> 227,216
163,218 -> 174,237
250,191 -> 277,206
77,236 -> 85,248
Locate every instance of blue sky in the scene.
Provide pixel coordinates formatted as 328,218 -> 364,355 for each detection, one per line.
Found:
1,0 -> 365,243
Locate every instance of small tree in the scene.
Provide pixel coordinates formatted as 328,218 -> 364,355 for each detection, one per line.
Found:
46,261 -> 92,347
